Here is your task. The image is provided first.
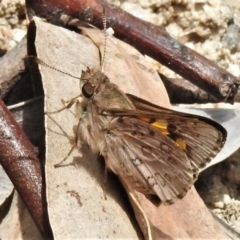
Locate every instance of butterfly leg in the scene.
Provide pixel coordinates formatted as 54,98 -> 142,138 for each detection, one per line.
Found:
102,165 -> 108,200
54,142 -> 77,168
46,95 -> 82,114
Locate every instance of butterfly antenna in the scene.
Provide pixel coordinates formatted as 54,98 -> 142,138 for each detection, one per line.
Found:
101,9 -> 107,73
24,56 -> 80,80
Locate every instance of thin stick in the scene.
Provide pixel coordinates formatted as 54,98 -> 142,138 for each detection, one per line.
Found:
129,192 -> 152,240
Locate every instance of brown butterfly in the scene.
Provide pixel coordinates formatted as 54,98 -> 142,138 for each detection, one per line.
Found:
77,67 -> 227,204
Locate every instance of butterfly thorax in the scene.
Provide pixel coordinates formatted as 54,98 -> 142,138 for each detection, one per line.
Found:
81,68 -> 135,110
79,69 -> 135,153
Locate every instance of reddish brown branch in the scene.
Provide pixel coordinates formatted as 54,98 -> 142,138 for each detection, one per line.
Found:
0,99 -> 52,238
25,0 -> 239,103
159,74 -> 220,104
160,74 -> 240,104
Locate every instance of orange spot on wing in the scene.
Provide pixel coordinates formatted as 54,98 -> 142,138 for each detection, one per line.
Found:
139,117 -> 187,150
151,121 -> 169,135
139,117 -> 169,135
176,138 -> 187,150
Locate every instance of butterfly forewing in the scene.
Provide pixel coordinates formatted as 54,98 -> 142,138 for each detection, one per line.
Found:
127,94 -> 227,172
79,69 -> 227,204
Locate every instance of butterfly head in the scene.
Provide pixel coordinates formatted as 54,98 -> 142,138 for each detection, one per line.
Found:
81,67 -> 110,99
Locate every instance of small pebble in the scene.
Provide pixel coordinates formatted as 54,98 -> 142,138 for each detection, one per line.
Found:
223,194 -> 231,205
214,201 -> 225,209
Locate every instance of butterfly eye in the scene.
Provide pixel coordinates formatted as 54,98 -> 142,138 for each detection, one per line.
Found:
82,82 -> 95,98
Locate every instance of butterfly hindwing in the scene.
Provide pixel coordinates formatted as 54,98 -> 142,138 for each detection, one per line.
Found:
102,115 -> 194,203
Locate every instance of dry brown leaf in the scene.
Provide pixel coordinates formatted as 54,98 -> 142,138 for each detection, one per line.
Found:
32,17 -> 228,239
33,18 -> 140,239
81,27 -> 170,107
0,190 -> 43,240
0,166 -> 13,207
